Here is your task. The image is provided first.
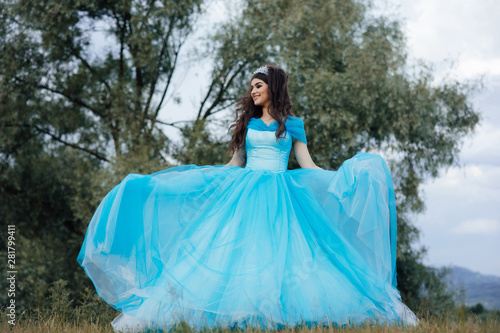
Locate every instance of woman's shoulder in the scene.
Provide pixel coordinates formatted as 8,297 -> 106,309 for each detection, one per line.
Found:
285,115 -> 307,144
285,115 -> 305,127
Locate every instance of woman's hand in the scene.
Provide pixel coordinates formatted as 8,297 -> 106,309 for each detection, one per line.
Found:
293,140 -> 323,169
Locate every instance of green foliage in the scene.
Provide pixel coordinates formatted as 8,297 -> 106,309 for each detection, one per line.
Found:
0,279 -> 118,330
73,286 -> 119,326
178,0 -> 481,316
470,303 -> 486,315
454,303 -> 500,324
1,279 -> 500,331
397,253 -> 457,317
0,0 -> 481,320
2,287 -> 500,332
0,0 -> 202,312
173,119 -> 232,165
45,280 -> 73,321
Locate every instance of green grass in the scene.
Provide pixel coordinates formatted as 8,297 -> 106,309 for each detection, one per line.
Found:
1,280 -> 499,332
2,315 -> 500,333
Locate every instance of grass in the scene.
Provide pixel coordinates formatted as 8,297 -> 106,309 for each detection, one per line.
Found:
2,315 -> 499,333
1,280 -> 499,332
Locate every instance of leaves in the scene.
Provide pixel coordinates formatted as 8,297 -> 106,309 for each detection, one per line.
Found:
0,0 -> 481,316
178,0 -> 481,313
0,0 -> 202,312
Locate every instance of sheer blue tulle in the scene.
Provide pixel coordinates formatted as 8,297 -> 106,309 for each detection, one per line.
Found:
77,116 -> 418,332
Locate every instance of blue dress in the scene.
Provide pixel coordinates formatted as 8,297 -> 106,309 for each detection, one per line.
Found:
77,116 -> 418,332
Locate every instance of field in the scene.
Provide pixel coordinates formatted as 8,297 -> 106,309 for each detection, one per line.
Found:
2,282 -> 499,332
2,308 -> 499,333
2,316 -> 500,333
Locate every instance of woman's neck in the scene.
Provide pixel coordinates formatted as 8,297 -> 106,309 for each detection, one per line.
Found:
261,106 -> 272,119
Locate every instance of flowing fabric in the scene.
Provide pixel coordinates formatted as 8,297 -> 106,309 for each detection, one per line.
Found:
77,116 -> 418,332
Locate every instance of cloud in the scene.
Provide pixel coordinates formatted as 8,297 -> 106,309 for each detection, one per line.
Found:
389,0 -> 500,79
460,123 -> 500,167
452,219 -> 500,235
458,58 -> 500,78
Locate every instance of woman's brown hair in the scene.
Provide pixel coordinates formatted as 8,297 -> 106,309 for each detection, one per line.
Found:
228,64 -> 293,153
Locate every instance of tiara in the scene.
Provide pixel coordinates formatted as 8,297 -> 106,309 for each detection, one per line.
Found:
253,65 -> 268,76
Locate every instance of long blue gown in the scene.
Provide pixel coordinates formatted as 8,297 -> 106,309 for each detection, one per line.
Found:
77,116 -> 418,332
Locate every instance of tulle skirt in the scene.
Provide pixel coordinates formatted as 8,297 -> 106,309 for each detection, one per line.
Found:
77,152 -> 418,332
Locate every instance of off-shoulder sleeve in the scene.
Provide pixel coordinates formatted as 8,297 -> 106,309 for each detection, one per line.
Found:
285,116 -> 307,145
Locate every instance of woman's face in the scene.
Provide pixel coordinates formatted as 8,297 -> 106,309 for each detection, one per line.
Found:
250,78 -> 271,108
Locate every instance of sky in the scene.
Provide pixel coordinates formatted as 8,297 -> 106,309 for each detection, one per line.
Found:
162,0 -> 500,277
90,0 -> 500,276
379,0 -> 500,277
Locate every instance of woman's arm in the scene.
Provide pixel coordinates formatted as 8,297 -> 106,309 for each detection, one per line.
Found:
227,146 -> 246,167
293,140 -> 322,169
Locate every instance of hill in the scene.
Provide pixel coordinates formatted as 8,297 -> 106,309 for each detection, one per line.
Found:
445,266 -> 500,310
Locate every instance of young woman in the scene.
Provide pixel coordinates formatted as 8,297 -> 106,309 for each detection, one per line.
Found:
78,64 -> 418,332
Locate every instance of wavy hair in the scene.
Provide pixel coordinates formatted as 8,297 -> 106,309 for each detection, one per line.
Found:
228,64 -> 293,153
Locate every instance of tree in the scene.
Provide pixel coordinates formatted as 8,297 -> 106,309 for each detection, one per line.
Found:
470,303 -> 486,315
0,0 -> 480,317
0,0 -> 204,311
177,0 -> 479,315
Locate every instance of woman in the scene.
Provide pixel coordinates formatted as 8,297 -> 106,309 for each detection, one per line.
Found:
77,64 -> 418,332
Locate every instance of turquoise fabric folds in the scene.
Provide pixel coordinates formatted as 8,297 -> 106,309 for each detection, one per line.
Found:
77,116 -> 418,332
247,115 -> 308,144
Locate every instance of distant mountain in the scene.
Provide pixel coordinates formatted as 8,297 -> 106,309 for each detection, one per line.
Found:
444,266 -> 500,310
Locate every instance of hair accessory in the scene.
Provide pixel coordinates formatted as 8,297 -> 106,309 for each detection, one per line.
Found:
253,66 -> 269,76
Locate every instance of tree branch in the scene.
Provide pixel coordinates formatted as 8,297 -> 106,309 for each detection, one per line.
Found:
149,37 -> 185,131
201,61 -> 247,120
138,0 -> 157,33
208,100 -> 238,116
151,118 -> 196,130
197,73 -> 220,120
119,18 -> 126,84
144,18 -> 176,119
1,123 -> 110,162
15,77 -> 104,118
70,46 -> 112,92
126,19 -> 144,103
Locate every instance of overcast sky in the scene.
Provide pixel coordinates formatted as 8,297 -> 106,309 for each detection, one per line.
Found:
380,0 -> 500,277
163,0 -> 500,276
91,0 -> 500,276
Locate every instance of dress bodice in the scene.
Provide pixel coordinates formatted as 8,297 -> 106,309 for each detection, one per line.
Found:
245,128 -> 292,173
79,106 -> 413,330
244,116 -> 308,173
